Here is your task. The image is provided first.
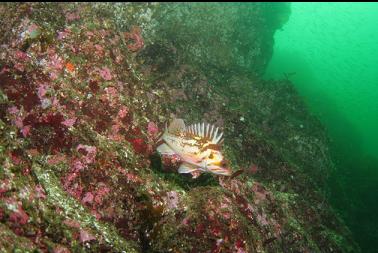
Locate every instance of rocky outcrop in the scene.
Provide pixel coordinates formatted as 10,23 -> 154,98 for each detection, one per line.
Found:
0,3 -> 359,252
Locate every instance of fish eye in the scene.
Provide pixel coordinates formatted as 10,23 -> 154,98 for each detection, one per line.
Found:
208,153 -> 214,159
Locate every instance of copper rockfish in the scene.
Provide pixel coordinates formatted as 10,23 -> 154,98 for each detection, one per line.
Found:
157,119 -> 232,178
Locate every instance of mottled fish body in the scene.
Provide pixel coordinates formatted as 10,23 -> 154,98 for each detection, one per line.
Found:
157,119 -> 231,178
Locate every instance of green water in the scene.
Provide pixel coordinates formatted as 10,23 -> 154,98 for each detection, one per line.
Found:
264,2 -> 378,251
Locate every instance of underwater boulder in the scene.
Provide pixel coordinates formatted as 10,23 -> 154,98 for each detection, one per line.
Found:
0,2 -> 360,252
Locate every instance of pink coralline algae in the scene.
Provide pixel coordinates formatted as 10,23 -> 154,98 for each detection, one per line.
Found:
82,192 -> 94,205
76,144 -> 97,164
37,83 -> 48,100
124,26 -> 144,52
15,50 -> 28,60
94,44 -> 104,56
94,183 -> 110,205
0,179 -> 10,196
71,160 -> 85,172
21,125 -> 31,137
57,28 -> 71,40
35,184 -> 46,199
47,154 -> 67,165
9,203 -> 29,225
65,12 -> 80,22
61,117 -> 77,127
80,229 -> 96,243
49,54 -> 64,70
0,66 -> 10,74
247,164 -> 260,175
117,106 -> 129,119
7,106 -> 19,115
63,219 -> 81,229
252,182 -> 270,205
53,245 -> 71,253
14,63 -> 25,72
99,67 -> 112,81
147,121 -> 159,137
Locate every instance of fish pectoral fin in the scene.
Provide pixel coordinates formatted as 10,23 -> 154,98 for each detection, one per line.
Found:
178,163 -> 198,174
156,143 -> 175,155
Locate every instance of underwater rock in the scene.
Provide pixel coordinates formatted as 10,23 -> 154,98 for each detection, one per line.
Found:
0,2 -> 359,252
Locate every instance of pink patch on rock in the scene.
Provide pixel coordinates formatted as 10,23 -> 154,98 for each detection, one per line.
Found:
125,172 -> 142,183
252,182 -> 269,205
76,145 -> 97,164
0,66 -> 10,74
66,182 -> 83,200
71,159 -> 85,172
124,26 -> 144,52
117,106 -> 129,119
63,219 -> 81,228
35,184 -> 46,199
22,166 -> 31,176
7,106 -> 19,115
14,117 -> 24,129
15,50 -> 28,60
9,204 -> 29,225
21,125 -> 31,137
57,28 -> 71,40
94,44 -> 104,56
47,153 -> 67,165
65,12 -> 80,22
49,54 -> 64,70
80,229 -> 96,243
256,213 -> 269,226
94,184 -> 110,205
147,121 -> 159,136
247,164 -> 260,175
53,245 -> 71,253
181,216 -> 190,226
99,67 -> 112,81
37,83 -> 48,100
82,192 -> 94,204
0,179 -> 10,195
62,117 -> 77,127
26,149 -> 39,157
14,63 -> 25,72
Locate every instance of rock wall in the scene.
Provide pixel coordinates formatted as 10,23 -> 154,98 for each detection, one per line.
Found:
0,3 -> 359,252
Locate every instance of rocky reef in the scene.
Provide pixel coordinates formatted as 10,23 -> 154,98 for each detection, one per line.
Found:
0,3 -> 359,252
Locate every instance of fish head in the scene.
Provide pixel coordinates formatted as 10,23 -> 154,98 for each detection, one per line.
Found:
202,149 -> 232,176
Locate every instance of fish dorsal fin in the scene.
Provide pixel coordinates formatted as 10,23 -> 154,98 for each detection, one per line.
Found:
168,119 -> 186,135
187,122 -> 223,144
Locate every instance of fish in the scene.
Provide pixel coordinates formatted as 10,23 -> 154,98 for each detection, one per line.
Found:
156,118 -> 232,178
